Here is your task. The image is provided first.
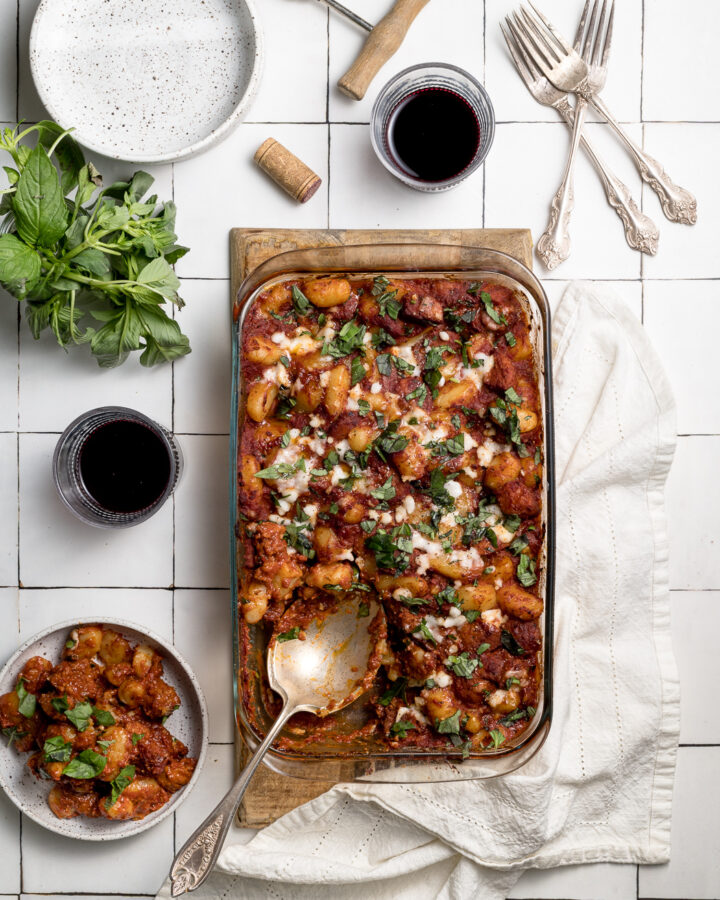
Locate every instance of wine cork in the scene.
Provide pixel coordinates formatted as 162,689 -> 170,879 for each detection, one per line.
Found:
254,138 -> 322,204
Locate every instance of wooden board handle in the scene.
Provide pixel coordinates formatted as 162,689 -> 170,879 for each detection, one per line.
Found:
337,0 -> 431,101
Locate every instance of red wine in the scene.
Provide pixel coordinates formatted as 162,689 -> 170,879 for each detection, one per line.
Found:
386,87 -> 481,182
79,419 -> 171,513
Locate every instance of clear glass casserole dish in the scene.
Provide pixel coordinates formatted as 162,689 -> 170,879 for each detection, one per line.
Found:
230,243 -> 555,782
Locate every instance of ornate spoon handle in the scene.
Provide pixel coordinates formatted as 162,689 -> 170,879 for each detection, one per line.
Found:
590,94 -> 697,225
170,704 -> 297,896
537,97 -> 588,270
554,98 -> 659,255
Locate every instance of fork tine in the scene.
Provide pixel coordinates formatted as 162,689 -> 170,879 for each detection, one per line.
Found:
519,7 -> 562,64
591,0 -> 607,67
509,13 -> 555,79
600,0 -> 615,68
581,0 -> 600,60
573,0 -> 592,51
507,19 -> 543,80
526,1 -> 574,54
501,22 -> 533,87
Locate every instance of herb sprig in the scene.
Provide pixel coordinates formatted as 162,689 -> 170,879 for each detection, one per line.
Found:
0,122 -> 190,367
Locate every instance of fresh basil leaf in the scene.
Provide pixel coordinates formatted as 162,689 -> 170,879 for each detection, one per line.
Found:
357,602 -> 370,618
65,701 -> 93,732
92,707 -> 115,727
13,145 -> 68,247
63,748 -> 107,779
51,695 -> 69,713
505,331 -> 517,348
277,627 -> 300,643
445,652 -> 479,678
376,353 -> 393,376
131,733 -> 144,746
436,709 -> 462,734
379,677 -> 407,706
505,387 -> 522,405
43,735 -> 73,763
465,610 -> 480,623
0,234 -> 42,288
488,729 -> 505,749
323,320 -> 366,358
350,356 -> 366,386
106,764 -> 136,808
516,554 -> 537,587
15,679 -> 36,718
413,618 -> 438,645
369,477 -> 395,501
255,458 -> 306,480
390,719 -> 417,738
36,121 -> 86,194
476,642 -> 491,656
291,285 -> 311,316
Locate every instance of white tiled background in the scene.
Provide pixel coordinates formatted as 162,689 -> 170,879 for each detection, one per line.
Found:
0,0 -> 717,897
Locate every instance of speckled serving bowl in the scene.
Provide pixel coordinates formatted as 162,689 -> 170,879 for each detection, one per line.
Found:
0,618 -> 208,841
29,0 -> 263,163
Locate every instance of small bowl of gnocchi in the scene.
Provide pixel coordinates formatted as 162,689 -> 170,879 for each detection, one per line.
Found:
0,618 -> 207,840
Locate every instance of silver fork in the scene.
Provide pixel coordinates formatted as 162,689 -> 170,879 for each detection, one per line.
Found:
507,3 -> 600,269
531,1 -> 696,225
502,17 -> 659,254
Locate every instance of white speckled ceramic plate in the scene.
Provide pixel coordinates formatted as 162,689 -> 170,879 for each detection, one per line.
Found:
29,0 -> 263,163
0,618 -> 208,841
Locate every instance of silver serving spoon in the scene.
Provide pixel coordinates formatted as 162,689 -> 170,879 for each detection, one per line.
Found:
169,598 -> 386,896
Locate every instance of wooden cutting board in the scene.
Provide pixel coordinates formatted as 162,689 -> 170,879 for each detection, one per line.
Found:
230,226 -> 533,828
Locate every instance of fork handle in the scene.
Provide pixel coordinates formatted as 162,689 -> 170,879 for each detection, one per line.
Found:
554,99 -> 659,255
537,97 -> 588,270
590,95 -> 697,225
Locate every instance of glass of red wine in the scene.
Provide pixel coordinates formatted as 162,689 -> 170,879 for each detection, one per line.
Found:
53,406 -> 183,528
370,63 -> 495,192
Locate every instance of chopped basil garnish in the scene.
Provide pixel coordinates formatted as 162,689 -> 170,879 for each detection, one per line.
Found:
63,748 -> 107,779
379,677 -> 407,707
444,652 -> 479,678
516,553 -> 537,586
500,630 -> 525,656
43,736 -> 73,763
106,764 -> 136,808
436,709 -> 462,734
390,719 -> 417,738
16,679 -> 36,718
277,627 -> 301,643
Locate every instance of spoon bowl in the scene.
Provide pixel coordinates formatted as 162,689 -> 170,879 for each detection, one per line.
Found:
269,598 -> 384,715
169,596 -> 386,895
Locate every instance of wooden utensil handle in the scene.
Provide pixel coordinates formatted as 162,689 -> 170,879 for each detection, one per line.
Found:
337,0 -> 431,101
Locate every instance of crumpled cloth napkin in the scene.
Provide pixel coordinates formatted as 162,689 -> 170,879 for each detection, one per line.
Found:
159,281 -> 679,900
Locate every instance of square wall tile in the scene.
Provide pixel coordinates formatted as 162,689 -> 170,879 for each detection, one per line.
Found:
22,812 -> 173,895
174,123 -> 329,279
0,792 -> 20,894
0,435 -> 18,586
666,436 -> 720,591
174,591 -> 234,743
485,122 -> 643,280
18,589 -> 173,644
19,326 -> 172,432
643,280 -> 720,435
545,280 -> 642,320
0,588 -> 20,665
22,896 -> 143,899
328,0 -> 483,124
174,435 -> 229,588
0,290 -> 18,431
329,123 -> 483,229
639,747 -> 720,899
173,280 -> 232,435
0,1 -> 17,121
174,744 -> 235,846
486,0 -> 642,125
671,591 -> 720,744
248,0 -> 327,123
643,0 -> 719,121
19,434 -> 173,587
18,0 -> 45,122
509,862 -> 637,899
642,124 -> 711,279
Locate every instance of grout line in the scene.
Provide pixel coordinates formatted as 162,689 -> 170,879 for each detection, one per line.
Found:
14,0 -> 19,122
640,0 -> 646,123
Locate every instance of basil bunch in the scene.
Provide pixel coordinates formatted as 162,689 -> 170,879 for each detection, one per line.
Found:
0,121 -> 190,367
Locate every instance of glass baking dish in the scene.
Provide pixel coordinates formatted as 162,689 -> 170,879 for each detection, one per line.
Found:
230,243 -> 555,782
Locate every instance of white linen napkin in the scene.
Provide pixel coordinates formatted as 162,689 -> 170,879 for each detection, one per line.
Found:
159,281 -> 679,900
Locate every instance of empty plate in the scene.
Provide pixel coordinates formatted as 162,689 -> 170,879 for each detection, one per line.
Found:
30,0 -> 263,163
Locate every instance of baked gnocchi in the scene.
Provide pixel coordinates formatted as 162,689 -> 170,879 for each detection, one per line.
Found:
238,275 -> 545,755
